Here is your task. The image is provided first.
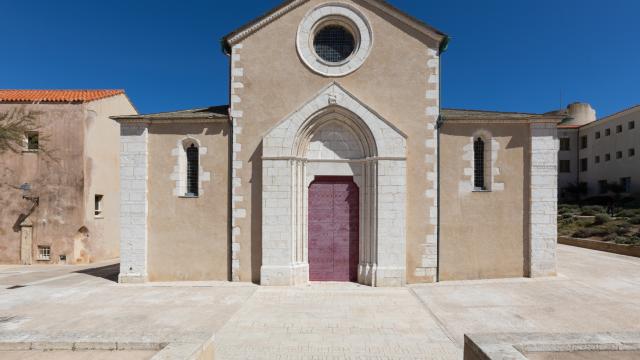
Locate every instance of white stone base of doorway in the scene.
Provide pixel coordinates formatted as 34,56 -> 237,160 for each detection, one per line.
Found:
261,263 -> 406,287
261,264 -> 309,286
118,273 -> 148,284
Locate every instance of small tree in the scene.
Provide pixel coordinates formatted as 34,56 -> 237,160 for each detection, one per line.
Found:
0,107 -> 45,154
606,182 -> 626,216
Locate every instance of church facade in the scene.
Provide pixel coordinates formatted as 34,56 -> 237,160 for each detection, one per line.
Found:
114,0 -> 561,286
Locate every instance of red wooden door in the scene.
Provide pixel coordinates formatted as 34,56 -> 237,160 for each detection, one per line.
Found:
308,177 -> 359,282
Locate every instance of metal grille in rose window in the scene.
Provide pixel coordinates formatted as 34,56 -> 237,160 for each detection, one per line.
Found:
313,26 -> 355,63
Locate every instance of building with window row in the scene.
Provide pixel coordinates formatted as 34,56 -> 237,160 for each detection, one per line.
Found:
556,102 -> 639,199
113,0 -> 562,286
0,90 -> 137,265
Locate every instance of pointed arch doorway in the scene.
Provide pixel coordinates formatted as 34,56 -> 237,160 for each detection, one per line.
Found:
260,83 -> 408,287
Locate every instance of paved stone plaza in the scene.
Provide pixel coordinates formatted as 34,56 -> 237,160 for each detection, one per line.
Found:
1,245 -> 640,359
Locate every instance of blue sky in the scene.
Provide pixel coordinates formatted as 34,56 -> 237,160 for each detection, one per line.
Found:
2,0 -> 638,117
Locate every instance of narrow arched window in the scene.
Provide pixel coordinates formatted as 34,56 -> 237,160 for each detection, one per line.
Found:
186,144 -> 199,197
474,137 -> 485,190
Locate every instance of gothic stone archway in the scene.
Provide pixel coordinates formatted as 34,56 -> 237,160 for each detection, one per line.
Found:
261,83 -> 407,287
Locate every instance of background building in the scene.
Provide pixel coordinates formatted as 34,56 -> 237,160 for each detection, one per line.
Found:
0,90 -> 137,264
557,103 -> 639,199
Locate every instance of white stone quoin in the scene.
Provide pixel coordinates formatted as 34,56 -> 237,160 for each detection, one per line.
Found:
261,83 -> 408,287
118,123 -> 149,283
529,122 -> 559,277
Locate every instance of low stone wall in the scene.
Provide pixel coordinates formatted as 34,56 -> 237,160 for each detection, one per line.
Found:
465,332 -> 640,360
559,236 -> 640,258
0,331 -> 214,360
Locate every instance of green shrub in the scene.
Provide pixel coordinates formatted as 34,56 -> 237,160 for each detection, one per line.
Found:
559,204 -> 579,215
589,222 -> 619,237
573,228 -> 596,238
614,236 -> 640,246
604,234 -> 621,242
581,205 -> 606,216
593,214 -> 611,225
629,216 -> 640,225
559,216 -> 576,226
616,224 -> 632,235
615,209 -> 639,218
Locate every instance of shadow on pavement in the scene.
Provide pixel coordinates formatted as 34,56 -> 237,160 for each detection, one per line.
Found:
75,263 -> 120,282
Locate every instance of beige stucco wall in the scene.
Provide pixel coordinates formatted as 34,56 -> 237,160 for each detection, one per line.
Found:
146,122 -> 229,281
230,0 -> 441,283
0,104 -> 87,264
439,123 -> 529,281
83,94 -> 137,263
0,98 -> 135,265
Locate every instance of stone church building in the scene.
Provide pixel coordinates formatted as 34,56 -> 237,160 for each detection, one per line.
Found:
114,0 -> 561,286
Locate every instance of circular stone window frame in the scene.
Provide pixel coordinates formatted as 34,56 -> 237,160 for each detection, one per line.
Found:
297,3 -> 373,77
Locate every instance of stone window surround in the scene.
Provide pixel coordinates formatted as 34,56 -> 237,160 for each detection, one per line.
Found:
261,83 -> 408,287
461,129 -> 504,193
170,137 -> 211,198
297,3 -> 373,77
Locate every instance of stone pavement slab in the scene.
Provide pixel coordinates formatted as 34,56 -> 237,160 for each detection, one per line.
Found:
0,266 -> 256,348
0,350 -> 157,360
411,245 -> 640,347
0,260 -> 120,287
214,283 -> 461,359
2,245 -> 640,359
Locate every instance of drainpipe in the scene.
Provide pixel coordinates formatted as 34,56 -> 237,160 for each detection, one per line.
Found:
435,37 -> 449,283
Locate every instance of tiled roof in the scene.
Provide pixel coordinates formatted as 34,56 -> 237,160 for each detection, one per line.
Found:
442,109 -> 540,119
441,109 -> 562,124
111,106 -> 229,122
0,90 -> 125,103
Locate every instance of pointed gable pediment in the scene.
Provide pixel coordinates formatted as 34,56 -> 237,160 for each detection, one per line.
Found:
222,0 -> 447,53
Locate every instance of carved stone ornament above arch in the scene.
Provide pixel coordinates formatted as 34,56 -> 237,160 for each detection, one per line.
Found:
263,82 -> 406,160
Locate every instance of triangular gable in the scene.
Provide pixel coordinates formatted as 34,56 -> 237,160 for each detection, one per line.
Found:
222,0 -> 447,54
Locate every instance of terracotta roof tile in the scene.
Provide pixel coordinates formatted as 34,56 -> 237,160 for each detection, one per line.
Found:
0,89 -> 125,103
